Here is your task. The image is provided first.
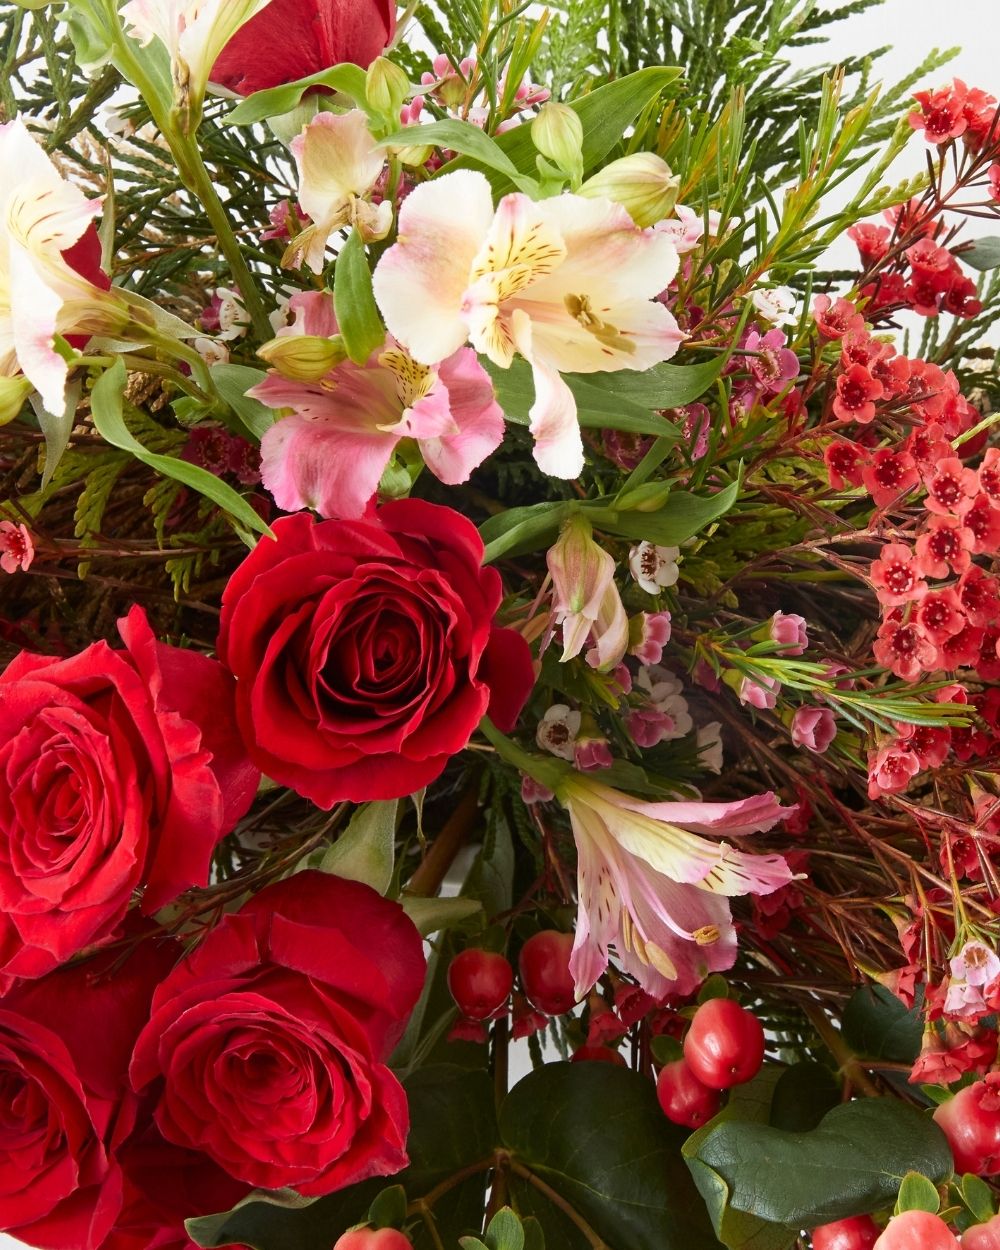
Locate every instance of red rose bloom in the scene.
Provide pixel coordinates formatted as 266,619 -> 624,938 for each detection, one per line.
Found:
129,871 -> 426,1196
210,0 -> 395,96
0,937 -> 176,1250
217,502 -> 534,805
0,606 -> 259,988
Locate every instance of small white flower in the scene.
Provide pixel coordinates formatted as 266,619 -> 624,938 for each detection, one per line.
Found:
536,704 -> 581,760
193,337 -> 229,366
696,721 -> 724,774
212,287 -> 250,340
750,285 -> 798,327
628,541 -> 680,594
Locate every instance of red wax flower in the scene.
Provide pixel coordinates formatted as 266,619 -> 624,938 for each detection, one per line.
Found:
210,0 -> 396,96
217,503 -> 535,806
130,871 -> 426,1197
0,606 -> 259,989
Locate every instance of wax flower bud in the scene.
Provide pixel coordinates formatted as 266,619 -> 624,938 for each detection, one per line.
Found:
531,102 -> 584,183
257,333 -> 347,381
579,153 -> 681,227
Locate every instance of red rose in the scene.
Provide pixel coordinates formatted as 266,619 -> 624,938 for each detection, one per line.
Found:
0,936 -> 176,1250
0,606 -> 259,988
129,871 -> 426,1196
210,0 -> 395,96
217,502 -> 534,805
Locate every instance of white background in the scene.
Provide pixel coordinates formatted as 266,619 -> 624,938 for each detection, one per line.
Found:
0,2 -> 992,1247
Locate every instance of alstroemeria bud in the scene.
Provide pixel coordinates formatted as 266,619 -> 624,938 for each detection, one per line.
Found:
531,102 -> 584,183
258,333 -> 347,381
0,376 -> 33,426
366,57 -> 411,123
547,515 -> 614,661
579,153 -> 681,227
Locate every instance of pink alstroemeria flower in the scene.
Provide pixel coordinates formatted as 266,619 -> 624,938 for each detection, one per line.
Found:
252,292 -> 504,519
372,170 -> 684,479
0,118 -> 106,415
559,775 -> 794,998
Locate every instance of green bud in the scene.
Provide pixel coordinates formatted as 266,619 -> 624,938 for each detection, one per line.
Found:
366,57 -> 411,122
0,376 -> 32,426
579,153 -> 680,227
257,334 -> 347,381
531,102 -> 584,184
615,481 -> 672,512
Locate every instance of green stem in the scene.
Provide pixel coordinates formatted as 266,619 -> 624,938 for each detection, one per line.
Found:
478,717 -> 567,792
171,134 -> 272,340
101,1 -> 271,340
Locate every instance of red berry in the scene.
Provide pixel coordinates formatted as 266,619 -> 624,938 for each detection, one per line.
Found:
655,1059 -> 722,1129
518,931 -> 577,1016
933,1082 -> 1000,1175
333,1230 -> 411,1250
571,1044 -> 627,1066
871,1210 -> 959,1249
811,1214 -> 880,1250
447,950 -> 513,1021
683,998 -> 765,1090
963,1215 -> 1000,1250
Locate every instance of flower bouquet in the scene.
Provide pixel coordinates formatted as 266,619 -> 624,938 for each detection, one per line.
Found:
3,1 -> 1000,1248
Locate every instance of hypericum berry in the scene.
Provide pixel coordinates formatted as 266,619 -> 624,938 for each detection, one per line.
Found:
333,1229 -> 412,1250
571,1044 -> 627,1066
518,931 -> 577,1016
655,1059 -> 722,1129
811,1214 -> 881,1250
683,998 -> 765,1090
932,1082 -> 1000,1175
871,1209 -> 959,1249
447,950 -> 513,1022
963,1214 -> 1000,1250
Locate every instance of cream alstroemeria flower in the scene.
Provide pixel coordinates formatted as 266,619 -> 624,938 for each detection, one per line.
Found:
122,0 -> 275,105
560,775 -> 794,998
0,118 -> 105,415
372,170 -> 684,479
285,110 -> 392,273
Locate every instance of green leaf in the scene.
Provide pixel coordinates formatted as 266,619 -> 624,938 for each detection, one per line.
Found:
90,361 -> 271,538
210,363 -> 274,442
480,500 -> 572,564
685,1098 -> 953,1229
960,237 -> 1000,271
334,229 -> 385,364
960,1174 -> 996,1223
841,985 -> 923,1065
401,895 -> 483,938
895,1171 -> 940,1215
381,120 -> 538,194
769,1064 -> 841,1133
588,479 -> 740,546
683,1068 -> 796,1250
462,813 -> 515,920
501,1062 -> 723,1250
317,800 -> 398,895
225,63 -> 370,126
367,1185 -> 407,1230
32,379 -> 81,490
483,1207 -> 526,1250
443,67 -> 683,194
487,358 -> 693,438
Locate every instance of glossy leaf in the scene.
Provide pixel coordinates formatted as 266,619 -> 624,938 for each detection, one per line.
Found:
501,1062 -> 723,1250
841,985 -> 923,1065
90,361 -> 271,537
685,1097 -> 953,1229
